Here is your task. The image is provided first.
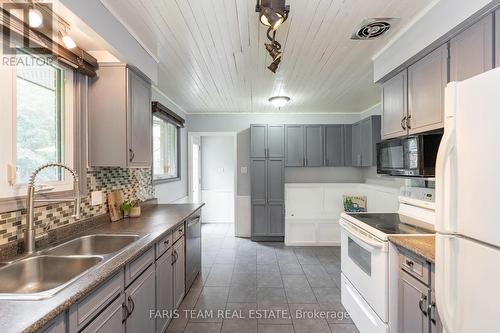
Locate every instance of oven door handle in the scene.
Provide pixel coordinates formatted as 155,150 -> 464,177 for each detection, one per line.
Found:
339,220 -> 386,249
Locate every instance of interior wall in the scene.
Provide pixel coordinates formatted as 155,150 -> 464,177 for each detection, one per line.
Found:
152,88 -> 189,203
200,136 -> 235,223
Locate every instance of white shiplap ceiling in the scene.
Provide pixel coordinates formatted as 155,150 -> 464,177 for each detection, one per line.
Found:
100,0 -> 432,114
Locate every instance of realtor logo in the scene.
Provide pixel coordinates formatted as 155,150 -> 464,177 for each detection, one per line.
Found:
1,1 -> 54,56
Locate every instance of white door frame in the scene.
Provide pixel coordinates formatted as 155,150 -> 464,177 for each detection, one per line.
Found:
188,132 -> 238,235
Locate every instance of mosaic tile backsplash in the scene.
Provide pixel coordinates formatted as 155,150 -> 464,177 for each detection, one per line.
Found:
0,167 -> 154,246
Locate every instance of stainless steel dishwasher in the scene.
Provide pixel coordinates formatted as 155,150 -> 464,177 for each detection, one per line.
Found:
185,212 -> 201,292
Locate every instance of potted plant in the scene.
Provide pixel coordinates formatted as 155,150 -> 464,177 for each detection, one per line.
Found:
120,200 -> 141,218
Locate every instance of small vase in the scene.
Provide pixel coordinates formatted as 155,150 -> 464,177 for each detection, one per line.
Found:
130,206 -> 141,217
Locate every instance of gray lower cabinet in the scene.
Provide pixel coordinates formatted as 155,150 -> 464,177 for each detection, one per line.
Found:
304,125 -> 323,167
407,44 -> 448,134
89,64 -> 152,167
381,69 -> 408,140
351,116 -> 381,167
399,270 -> 430,333
155,247 -> 174,333
324,125 -> 344,166
250,124 -> 284,158
284,125 -> 304,167
450,14 -> 493,81
173,237 -> 185,309
81,295 -> 125,333
125,264 -> 156,332
251,158 -> 284,239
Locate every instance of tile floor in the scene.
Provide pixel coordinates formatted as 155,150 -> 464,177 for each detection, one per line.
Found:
167,223 -> 359,333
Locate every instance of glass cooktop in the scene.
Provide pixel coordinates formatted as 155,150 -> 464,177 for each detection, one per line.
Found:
346,213 -> 434,235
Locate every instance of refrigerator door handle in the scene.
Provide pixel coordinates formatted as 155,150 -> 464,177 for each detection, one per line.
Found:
436,235 -> 461,333
435,87 -> 457,233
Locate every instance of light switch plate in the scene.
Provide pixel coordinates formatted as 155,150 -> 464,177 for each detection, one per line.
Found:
91,191 -> 103,206
241,167 -> 248,174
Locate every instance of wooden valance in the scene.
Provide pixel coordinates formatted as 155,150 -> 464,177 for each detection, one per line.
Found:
152,102 -> 185,128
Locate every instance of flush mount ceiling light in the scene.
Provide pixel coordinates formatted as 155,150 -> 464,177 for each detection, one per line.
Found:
269,96 -> 290,108
256,0 -> 290,31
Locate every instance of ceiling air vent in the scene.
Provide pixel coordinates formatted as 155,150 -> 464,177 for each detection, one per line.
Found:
351,18 -> 397,40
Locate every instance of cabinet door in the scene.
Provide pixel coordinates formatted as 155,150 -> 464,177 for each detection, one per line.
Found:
351,122 -> 361,167
408,45 -> 448,134
250,125 -> 267,158
81,295 -> 125,333
399,271 -> 430,333
267,125 -> 284,157
267,159 -> 284,203
173,237 -> 185,309
269,204 -> 284,236
156,248 -> 174,333
304,125 -> 324,167
343,125 -> 352,166
285,125 -> 304,167
250,159 -> 267,204
125,265 -> 155,333
360,118 -> 373,167
251,204 -> 268,236
127,69 -> 152,167
324,125 -> 344,166
381,70 -> 408,139
450,14 -> 493,81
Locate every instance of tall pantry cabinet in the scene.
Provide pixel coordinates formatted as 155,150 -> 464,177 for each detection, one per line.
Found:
250,125 -> 285,241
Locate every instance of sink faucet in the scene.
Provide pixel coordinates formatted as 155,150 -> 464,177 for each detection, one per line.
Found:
25,163 -> 81,254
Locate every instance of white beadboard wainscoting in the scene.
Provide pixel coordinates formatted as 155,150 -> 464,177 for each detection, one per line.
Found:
284,183 -> 400,246
201,189 -> 234,223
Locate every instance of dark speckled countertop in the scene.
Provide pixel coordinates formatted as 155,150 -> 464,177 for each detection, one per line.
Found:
388,235 -> 435,263
0,203 -> 204,333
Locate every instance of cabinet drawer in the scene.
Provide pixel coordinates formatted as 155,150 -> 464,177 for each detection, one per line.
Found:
156,232 -> 173,258
125,247 -> 154,286
400,252 -> 429,285
173,223 -> 185,243
69,270 -> 124,332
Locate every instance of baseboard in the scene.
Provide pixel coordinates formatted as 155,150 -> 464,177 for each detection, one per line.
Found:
285,241 -> 341,246
251,236 -> 284,242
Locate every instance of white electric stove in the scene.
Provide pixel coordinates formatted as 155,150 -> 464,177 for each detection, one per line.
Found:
339,187 -> 435,333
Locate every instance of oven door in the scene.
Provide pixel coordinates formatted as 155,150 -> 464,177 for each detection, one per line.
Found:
377,136 -> 425,177
340,219 -> 389,322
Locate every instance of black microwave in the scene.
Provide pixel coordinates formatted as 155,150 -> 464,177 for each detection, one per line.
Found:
376,133 -> 443,177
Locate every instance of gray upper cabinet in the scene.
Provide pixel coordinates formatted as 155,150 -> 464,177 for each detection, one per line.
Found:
407,44 -> 448,134
351,116 -> 381,167
343,125 -> 353,167
450,14 -> 493,81
381,70 -> 408,140
268,125 -> 284,157
304,125 -> 324,167
125,265 -> 156,333
89,64 -> 152,168
250,124 -> 284,158
324,125 -> 344,166
285,125 -> 304,167
250,125 -> 267,158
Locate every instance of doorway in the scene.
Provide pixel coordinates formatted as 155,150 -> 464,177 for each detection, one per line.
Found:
189,132 -> 237,235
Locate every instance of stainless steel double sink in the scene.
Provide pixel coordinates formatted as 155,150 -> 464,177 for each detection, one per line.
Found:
0,234 -> 142,300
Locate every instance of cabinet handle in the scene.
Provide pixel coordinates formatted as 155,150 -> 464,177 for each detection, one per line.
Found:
129,148 -> 135,162
405,259 -> 414,268
122,302 -> 129,323
406,115 -> 412,129
171,251 -> 176,265
164,239 -> 170,246
419,294 -> 428,316
401,116 -> 407,130
428,301 -> 437,324
127,296 -> 135,316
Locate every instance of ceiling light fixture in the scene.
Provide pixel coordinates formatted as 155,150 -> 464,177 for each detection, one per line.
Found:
28,7 -> 43,28
269,96 -> 290,108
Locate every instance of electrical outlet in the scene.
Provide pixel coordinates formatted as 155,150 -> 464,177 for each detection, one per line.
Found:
91,191 -> 103,206
240,167 -> 248,174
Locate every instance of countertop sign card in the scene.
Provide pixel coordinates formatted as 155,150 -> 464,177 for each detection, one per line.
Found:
107,190 -> 124,222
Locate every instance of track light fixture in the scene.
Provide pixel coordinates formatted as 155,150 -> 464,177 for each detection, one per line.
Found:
256,0 -> 289,73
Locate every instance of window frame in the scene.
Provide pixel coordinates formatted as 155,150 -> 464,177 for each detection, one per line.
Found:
0,51 -> 86,212
152,115 -> 181,184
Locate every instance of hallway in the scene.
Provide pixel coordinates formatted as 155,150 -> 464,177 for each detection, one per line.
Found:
167,224 -> 358,333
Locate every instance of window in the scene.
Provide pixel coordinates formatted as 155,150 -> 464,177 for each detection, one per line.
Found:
153,115 -> 180,181
0,52 -> 74,198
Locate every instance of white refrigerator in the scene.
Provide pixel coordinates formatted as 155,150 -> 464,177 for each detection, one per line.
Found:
435,67 -> 500,333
